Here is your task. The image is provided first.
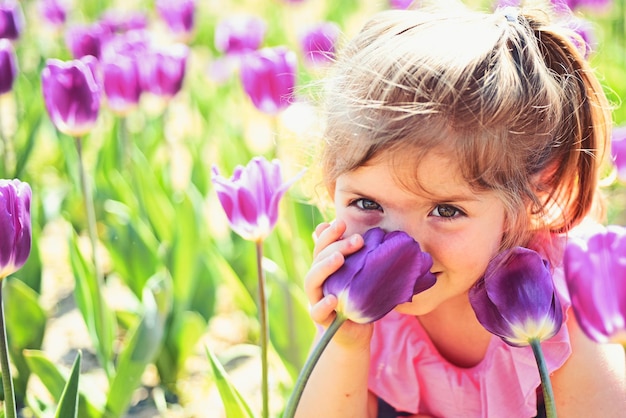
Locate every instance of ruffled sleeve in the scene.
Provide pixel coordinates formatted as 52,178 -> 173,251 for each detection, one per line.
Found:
368,267 -> 572,417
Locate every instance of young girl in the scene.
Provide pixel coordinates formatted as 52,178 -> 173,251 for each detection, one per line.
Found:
298,3 -> 626,418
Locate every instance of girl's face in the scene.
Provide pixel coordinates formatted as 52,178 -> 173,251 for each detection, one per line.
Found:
333,150 -> 507,316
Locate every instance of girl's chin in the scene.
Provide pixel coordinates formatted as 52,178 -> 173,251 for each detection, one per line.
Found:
393,296 -> 435,316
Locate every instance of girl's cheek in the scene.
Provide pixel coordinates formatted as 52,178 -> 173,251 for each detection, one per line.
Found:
340,211 -> 383,236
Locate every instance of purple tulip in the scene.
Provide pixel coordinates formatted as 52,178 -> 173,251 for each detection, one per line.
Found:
211,156 -> 302,242
65,23 -> 110,60
239,46 -> 296,115
564,225 -> 626,343
612,125 -> 626,182
214,15 -> 266,56
555,0 -> 612,12
323,228 -> 436,323
41,58 -> 101,137
99,10 -> 148,34
156,0 -> 195,40
0,1 -> 24,40
0,179 -> 31,280
138,44 -> 188,99
37,0 -> 67,27
0,38 -> 17,94
469,247 -> 563,347
300,22 -> 340,67
101,55 -> 141,114
389,0 -> 415,9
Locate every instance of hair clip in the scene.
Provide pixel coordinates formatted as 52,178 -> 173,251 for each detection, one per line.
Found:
501,7 -> 519,23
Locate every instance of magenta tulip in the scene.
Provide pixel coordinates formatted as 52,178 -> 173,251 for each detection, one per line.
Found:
0,1 -> 23,40
389,0 -> 415,9
65,23 -> 110,60
212,156 -> 301,242
0,39 -> 16,94
99,10 -> 148,34
138,44 -> 188,99
37,0 -> 66,27
612,126 -> 626,182
0,179 -> 31,280
156,0 -> 195,40
239,46 -> 296,115
101,56 -> 141,114
564,225 -> 626,343
41,58 -> 101,137
214,15 -> 266,56
300,22 -> 340,67
323,227 -> 436,323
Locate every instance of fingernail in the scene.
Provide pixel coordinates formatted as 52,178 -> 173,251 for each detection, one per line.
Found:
349,234 -> 360,246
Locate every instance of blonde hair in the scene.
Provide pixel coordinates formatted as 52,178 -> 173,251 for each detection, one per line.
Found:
319,6 -> 611,249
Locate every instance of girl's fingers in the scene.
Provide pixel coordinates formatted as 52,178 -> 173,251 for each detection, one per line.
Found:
304,250 -> 344,304
313,219 -> 346,258
309,294 -> 338,325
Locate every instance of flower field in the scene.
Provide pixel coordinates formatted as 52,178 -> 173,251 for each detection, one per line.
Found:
0,0 -> 624,417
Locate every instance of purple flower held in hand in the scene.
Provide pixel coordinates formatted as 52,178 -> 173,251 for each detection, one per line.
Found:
564,225 -> 626,343
240,46 -> 297,115
0,179 -> 31,280
211,156 -> 302,242
612,125 -> 626,182
323,227 -> 436,323
0,39 -> 17,95
214,15 -> 266,56
469,247 -> 563,347
0,1 -> 24,40
300,22 -> 340,67
41,58 -> 101,137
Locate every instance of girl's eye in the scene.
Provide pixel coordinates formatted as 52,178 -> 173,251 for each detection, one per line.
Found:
351,198 -> 383,212
430,204 -> 464,218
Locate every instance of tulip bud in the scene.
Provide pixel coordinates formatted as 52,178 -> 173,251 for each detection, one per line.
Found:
0,179 -> 31,280
41,58 -> 101,137
0,1 -> 24,40
0,39 -> 17,95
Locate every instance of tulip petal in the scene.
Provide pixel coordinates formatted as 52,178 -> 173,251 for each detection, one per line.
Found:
323,228 -> 436,324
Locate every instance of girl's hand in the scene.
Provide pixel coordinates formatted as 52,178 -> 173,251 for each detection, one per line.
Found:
304,219 -> 373,347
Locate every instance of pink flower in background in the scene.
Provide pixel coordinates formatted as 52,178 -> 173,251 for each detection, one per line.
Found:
99,10 -> 148,34
0,0 -> 24,40
239,46 -> 296,115
37,0 -> 67,27
564,225 -> 626,343
138,43 -> 189,99
299,21 -> 340,67
65,23 -> 111,60
389,0 -> 415,9
214,15 -> 266,56
557,0 -> 613,12
0,179 -> 31,280
41,57 -> 101,137
0,39 -> 17,94
212,156 -> 302,242
612,126 -> 626,182
155,0 -> 196,40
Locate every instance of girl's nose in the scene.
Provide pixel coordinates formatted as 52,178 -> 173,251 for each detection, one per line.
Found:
380,216 -> 429,250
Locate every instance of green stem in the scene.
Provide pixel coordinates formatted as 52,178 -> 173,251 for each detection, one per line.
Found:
530,338 -> 557,418
0,281 -> 16,418
256,240 -> 269,418
0,108 -> 11,177
283,314 -> 347,418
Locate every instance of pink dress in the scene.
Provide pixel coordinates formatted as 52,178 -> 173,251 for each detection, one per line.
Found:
368,267 -> 572,417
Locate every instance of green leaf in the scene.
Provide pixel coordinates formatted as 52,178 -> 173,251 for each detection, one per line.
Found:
68,231 -> 116,378
54,351 -> 81,418
23,350 -> 104,418
105,273 -> 170,417
205,346 -> 255,418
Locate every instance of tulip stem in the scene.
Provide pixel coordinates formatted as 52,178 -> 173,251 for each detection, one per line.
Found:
0,281 -> 17,418
256,240 -> 270,418
283,314 -> 347,418
530,338 -> 557,418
